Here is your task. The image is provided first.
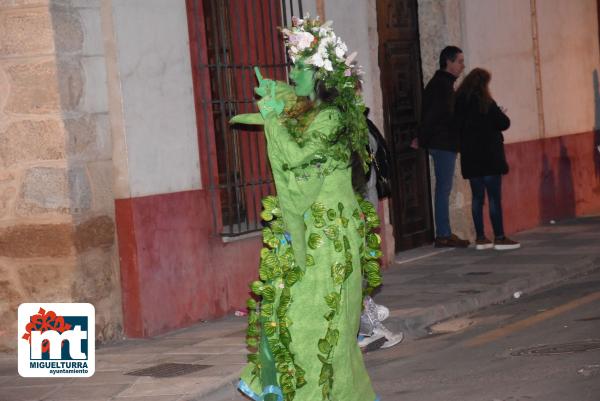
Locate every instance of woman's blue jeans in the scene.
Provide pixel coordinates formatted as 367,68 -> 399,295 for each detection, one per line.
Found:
429,149 -> 456,238
469,175 -> 505,239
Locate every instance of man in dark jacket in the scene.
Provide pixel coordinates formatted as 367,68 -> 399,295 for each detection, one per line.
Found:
419,46 -> 469,247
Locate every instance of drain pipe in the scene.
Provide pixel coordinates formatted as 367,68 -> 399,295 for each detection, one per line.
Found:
530,0 -> 546,139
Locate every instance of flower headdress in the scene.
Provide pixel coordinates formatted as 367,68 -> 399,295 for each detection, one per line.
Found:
281,15 -> 361,79
281,15 -> 370,171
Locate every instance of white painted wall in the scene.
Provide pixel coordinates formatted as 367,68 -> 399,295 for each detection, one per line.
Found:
111,0 -> 201,197
537,0 -> 600,138
461,0 -> 540,143
302,0 -> 385,130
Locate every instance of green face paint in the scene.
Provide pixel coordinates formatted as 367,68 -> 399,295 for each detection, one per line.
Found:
290,62 -> 315,97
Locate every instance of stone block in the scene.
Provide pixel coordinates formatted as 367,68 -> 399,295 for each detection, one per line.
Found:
65,113 -> 112,161
0,7 -> 54,57
50,5 -> 83,53
4,60 -> 61,114
0,0 -> 48,7
16,166 -> 93,216
0,171 -> 16,219
68,165 -> 92,213
17,167 -> 69,215
17,260 -> 75,302
0,223 -> 73,258
56,58 -> 84,111
72,247 -> 115,303
87,161 -> 114,212
0,119 -> 65,168
74,215 -> 115,252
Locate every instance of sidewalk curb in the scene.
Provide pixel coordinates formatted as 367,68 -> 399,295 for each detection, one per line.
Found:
386,254 -> 600,337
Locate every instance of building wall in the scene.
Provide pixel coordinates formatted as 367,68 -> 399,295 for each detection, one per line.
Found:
419,0 -> 600,240
0,0 -> 122,351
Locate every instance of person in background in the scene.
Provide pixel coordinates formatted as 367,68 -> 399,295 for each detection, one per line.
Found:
418,46 -> 470,248
454,68 -> 520,251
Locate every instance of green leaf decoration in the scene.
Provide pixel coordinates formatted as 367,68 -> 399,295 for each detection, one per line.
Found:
333,239 -> 343,252
260,253 -> 278,278
264,321 -> 277,336
323,225 -> 339,240
270,219 -> 285,234
262,196 -> 278,212
324,292 -> 340,310
325,328 -> 339,347
246,337 -> 258,347
250,281 -> 263,295
367,232 -> 381,248
357,222 -> 366,238
296,375 -> 307,388
318,338 -> 332,354
262,285 -> 275,302
337,202 -> 344,213
305,254 -> 315,266
343,235 -> 350,251
364,260 -> 380,273
311,202 -> 327,217
277,362 -> 289,373
280,327 -> 292,347
308,233 -> 324,249
344,262 -> 354,279
317,353 -> 328,364
319,363 -> 333,385
246,298 -> 257,310
285,271 -> 299,287
279,287 -> 291,308
314,217 -> 326,228
367,271 -> 383,287
324,310 -> 335,321
331,262 -> 346,285
260,210 -> 274,222
260,303 -> 273,318
321,382 -> 330,400
247,325 -> 259,337
341,216 -> 349,228
326,209 -> 337,221
247,353 -> 259,364
352,208 -> 361,220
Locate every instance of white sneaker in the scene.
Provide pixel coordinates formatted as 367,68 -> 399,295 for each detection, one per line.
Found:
375,326 -> 404,349
376,304 -> 390,322
358,325 -> 404,352
358,332 -> 387,352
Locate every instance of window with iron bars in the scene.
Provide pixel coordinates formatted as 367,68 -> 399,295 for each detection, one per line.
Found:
187,0 -> 304,236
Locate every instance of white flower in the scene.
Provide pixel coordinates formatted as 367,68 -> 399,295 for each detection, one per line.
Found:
323,59 -> 333,71
335,45 -> 346,59
289,31 -> 314,51
308,52 -> 325,67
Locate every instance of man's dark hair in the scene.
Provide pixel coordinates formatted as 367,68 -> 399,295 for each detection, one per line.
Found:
439,46 -> 463,69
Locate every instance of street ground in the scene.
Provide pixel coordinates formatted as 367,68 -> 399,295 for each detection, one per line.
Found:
367,271 -> 600,401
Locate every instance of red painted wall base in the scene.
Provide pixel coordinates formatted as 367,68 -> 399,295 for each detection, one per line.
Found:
115,189 -> 260,338
501,130 -> 600,234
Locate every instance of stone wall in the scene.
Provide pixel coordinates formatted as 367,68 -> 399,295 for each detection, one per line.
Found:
0,0 -> 122,351
417,0 -> 473,240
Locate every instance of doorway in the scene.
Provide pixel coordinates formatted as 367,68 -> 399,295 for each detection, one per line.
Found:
376,0 -> 433,251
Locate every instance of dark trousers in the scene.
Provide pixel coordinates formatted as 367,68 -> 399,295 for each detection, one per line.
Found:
469,175 -> 505,239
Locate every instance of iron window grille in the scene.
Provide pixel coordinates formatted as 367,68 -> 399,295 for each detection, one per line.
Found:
188,0 -> 304,236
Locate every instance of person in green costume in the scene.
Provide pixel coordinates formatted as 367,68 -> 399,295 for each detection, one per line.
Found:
230,15 -> 383,401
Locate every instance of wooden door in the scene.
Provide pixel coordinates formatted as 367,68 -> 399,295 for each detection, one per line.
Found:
376,0 -> 433,251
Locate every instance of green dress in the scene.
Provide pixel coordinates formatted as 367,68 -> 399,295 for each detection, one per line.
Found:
231,80 -> 381,401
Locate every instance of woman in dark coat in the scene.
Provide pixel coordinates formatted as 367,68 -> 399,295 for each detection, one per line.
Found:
455,68 -> 520,250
